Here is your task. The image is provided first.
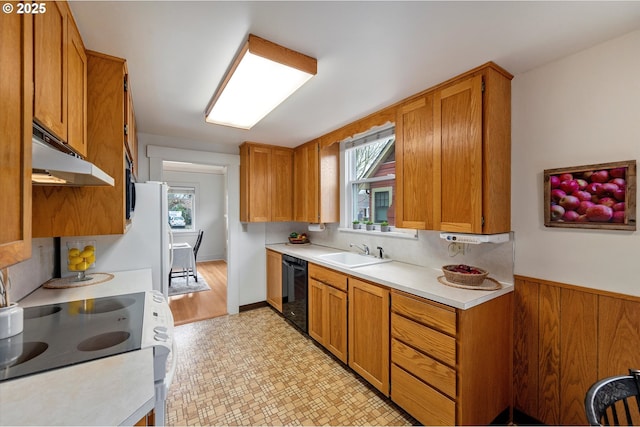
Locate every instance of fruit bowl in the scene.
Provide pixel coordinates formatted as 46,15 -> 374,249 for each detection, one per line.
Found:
442,264 -> 488,286
288,236 -> 309,244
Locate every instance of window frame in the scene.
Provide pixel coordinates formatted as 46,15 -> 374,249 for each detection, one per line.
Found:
167,183 -> 198,233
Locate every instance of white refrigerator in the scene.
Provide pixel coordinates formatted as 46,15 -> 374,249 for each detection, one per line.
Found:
60,182 -> 171,298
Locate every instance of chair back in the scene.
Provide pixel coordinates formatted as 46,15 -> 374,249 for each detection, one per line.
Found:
193,229 -> 204,260
585,369 -> 640,426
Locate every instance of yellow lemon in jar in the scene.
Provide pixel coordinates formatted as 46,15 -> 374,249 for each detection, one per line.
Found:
86,255 -> 96,265
68,263 -> 77,271
68,248 -> 80,257
76,261 -> 89,271
79,249 -> 94,258
68,256 -> 83,265
84,245 -> 95,252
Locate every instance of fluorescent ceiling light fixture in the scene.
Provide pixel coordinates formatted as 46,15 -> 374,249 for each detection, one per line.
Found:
205,34 -> 317,130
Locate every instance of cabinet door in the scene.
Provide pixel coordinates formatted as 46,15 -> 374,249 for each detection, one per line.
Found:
308,278 -> 325,344
248,145 -> 272,222
266,250 -> 282,312
293,142 -> 319,222
434,75 -> 483,233
395,95 -> 435,229
66,16 -> 87,157
326,285 -> 348,363
348,278 -> 390,395
34,0 -> 68,141
271,148 -> 293,221
0,11 -> 32,268
293,145 -> 306,221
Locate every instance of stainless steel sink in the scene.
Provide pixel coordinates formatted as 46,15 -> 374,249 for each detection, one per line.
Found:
317,252 -> 391,268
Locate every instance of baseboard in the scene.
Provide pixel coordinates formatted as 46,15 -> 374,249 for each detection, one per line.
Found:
239,301 -> 268,312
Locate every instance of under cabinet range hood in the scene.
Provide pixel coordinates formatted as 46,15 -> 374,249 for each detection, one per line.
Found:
31,124 -> 114,186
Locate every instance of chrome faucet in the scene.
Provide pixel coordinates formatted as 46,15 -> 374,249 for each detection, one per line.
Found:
350,243 -> 370,255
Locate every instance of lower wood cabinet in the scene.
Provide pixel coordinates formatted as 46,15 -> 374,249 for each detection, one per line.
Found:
348,277 -> 390,396
266,250 -> 282,312
308,263 -> 348,363
391,290 -> 512,426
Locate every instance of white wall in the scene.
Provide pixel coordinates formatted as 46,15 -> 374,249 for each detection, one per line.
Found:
164,170 -> 226,261
512,29 -> 640,296
11,238 -> 57,302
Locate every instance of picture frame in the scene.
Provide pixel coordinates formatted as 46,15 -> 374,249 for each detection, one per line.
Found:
543,160 -> 636,231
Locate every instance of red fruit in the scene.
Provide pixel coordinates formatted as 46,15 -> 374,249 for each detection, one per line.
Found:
582,171 -> 594,180
614,189 -> 626,201
576,214 -> 589,222
550,205 -> 565,221
591,195 -> 601,204
586,182 -> 602,195
551,189 -> 566,202
559,195 -> 580,210
586,205 -> 613,222
562,211 -> 580,222
559,173 -> 573,181
610,167 -> 626,178
575,179 -> 588,190
612,211 -> 626,223
591,170 -> 610,183
577,201 -> 595,215
599,197 -> 616,208
600,182 -> 619,195
609,178 -> 626,188
613,202 -> 625,212
572,190 -> 592,201
560,180 -> 579,194
550,175 -> 560,189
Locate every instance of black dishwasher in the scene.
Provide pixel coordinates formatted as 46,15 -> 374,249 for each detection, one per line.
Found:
281,254 -> 308,333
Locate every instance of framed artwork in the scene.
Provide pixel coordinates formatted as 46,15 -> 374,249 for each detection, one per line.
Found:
544,160 -> 636,231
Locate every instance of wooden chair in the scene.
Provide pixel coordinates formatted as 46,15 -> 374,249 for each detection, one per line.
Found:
585,369 -> 640,426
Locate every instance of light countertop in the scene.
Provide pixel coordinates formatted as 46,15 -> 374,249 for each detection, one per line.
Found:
0,269 -> 156,426
267,243 -> 513,310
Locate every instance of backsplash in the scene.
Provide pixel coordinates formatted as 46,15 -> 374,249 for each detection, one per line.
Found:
266,223 -> 515,284
8,238 -> 56,302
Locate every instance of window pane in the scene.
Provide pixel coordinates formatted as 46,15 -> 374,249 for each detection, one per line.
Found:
168,187 -> 195,231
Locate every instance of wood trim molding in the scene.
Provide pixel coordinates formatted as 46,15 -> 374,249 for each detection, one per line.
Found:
514,274 -> 640,303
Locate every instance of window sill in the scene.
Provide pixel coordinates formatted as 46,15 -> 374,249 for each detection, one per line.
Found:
338,227 -> 418,240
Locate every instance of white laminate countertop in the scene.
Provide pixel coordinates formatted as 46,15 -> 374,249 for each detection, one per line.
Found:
267,243 -> 513,310
0,269 -> 156,426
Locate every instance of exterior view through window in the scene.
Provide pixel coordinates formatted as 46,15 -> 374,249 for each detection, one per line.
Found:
346,126 -> 396,226
168,186 -> 195,231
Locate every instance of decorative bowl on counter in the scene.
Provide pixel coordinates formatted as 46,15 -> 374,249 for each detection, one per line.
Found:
442,264 -> 488,286
288,236 -> 310,244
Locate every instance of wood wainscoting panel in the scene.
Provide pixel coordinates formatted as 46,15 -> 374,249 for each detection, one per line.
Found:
559,288 -> 597,425
598,296 -> 640,378
515,275 -> 640,426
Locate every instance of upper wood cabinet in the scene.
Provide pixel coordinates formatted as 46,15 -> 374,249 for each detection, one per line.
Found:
395,95 -> 435,229
240,142 -> 293,222
124,76 -> 138,176
32,51 -> 134,237
34,1 -> 67,142
0,10 -> 32,268
433,66 -> 512,234
33,1 -> 88,157
293,140 -> 339,223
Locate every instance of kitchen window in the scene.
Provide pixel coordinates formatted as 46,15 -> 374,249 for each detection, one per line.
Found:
344,126 -> 396,226
168,185 -> 196,231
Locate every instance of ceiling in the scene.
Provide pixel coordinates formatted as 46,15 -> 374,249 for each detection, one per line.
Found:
69,1 -> 640,149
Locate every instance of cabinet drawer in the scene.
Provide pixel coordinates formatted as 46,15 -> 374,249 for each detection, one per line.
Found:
391,338 -> 456,398
391,313 -> 456,367
391,364 -> 455,426
392,291 -> 456,335
309,263 -> 347,292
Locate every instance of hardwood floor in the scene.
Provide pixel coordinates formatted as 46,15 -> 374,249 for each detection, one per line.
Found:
169,260 -> 227,326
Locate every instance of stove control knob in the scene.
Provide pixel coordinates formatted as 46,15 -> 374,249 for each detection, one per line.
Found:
154,333 -> 169,342
154,326 -> 168,334
153,295 -> 164,303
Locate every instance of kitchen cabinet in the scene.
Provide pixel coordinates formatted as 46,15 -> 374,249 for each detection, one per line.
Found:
433,65 -> 512,234
308,263 -> 348,363
124,76 -> 138,176
33,0 -> 87,156
293,140 -> 339,224
348,277 -> 390,395
0,10 -> 32,268
32,51 -> 135,237
266,249 -> 283,312
390,290 -> 512,425
395,94 -> 435,229
240,142 -> 293,222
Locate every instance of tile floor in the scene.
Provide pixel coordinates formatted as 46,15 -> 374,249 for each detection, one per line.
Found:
166,307 -> 417,426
